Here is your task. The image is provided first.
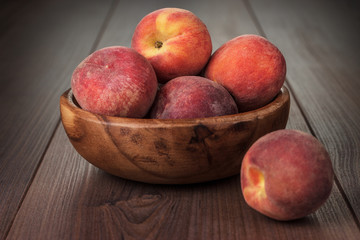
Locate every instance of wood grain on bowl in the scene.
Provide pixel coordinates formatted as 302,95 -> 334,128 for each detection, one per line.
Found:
60,87 -> 290,184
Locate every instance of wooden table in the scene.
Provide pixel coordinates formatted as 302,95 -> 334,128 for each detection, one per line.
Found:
1,0 -> 359,239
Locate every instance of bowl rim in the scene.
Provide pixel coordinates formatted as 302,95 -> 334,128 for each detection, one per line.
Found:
60,86 -> 289,128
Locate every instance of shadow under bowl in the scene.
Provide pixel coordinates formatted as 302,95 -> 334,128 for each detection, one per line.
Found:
60,86 -> 290,184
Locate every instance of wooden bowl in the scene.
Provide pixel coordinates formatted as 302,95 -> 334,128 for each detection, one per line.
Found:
60,86 -> 290,184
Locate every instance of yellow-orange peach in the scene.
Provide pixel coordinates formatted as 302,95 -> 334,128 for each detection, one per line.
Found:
205,34 -> 286,112
241,129 -> 334,221
131,8 -> 212,83
71,46 -> 158,117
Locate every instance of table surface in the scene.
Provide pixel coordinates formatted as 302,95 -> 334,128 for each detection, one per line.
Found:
1,0 -> 360,239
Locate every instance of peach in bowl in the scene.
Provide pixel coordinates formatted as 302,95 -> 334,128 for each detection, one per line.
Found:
60,86 -> 290,184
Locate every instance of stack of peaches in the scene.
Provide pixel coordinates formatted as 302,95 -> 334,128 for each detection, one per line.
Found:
70,8 -> 334,221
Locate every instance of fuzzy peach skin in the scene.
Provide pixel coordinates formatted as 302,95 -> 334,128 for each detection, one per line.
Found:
150,76 -> 238,119
205,34 -> 286,112
131,8 -> 212,83
240,129 -> 334,221
71,46 -> 158,117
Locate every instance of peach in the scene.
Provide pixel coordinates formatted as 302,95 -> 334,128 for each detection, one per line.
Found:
241,129 -> 334,221
205,34 -> 286,112
150,76 -> 238,119
131,8 -> 212,83
71,46 -> 158,118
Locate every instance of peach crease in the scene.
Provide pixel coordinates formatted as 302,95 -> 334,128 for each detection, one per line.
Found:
245,167 -> 267,199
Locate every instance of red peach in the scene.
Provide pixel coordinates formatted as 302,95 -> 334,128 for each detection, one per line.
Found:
150,76 -> 238,119
131,8 -> 212,83
241,129 -> 334,221
71,46 -> 158,118
205,34 -> 286,112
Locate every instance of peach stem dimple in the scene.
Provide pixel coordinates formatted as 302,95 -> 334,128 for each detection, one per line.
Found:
155,41 -> 163,49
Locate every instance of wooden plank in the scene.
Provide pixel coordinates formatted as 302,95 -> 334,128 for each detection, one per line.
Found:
249,0 -> 360,221
7,0 -> 360,239
7,121 -> 360,239
0,0 -> 113,238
